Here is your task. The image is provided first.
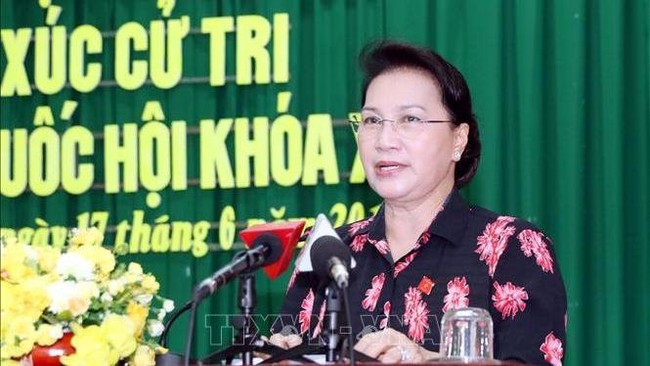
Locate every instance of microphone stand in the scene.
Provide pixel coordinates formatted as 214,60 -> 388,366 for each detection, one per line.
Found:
324,282 -> 342,362
265,282 -> 344,363
261,280 -> 377,365
238,271 -> 256,365
202,271 -> 275,365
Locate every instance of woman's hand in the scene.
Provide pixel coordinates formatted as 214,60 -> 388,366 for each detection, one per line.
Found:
255,333 -> 303,361
266,333 -> 303,349
354,328 -> 439,363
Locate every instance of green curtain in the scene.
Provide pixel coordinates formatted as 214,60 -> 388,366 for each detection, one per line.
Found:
1,1 -> 648,364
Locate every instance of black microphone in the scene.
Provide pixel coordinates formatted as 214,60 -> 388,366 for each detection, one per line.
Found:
192,233 -> 282,302
310,236 -> 352,289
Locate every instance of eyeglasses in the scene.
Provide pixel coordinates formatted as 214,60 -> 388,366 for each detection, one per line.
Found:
348,113 -> 455,138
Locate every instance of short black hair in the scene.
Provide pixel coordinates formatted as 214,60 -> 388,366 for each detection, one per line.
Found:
359,40 -> 481,188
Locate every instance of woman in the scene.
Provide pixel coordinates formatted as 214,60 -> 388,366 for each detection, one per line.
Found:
270,41 -> 567,365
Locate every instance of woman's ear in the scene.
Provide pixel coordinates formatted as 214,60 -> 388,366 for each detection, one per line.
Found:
453,123 -> 470,160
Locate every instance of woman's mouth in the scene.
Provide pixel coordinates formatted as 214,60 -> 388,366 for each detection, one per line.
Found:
375,161 -> 405,175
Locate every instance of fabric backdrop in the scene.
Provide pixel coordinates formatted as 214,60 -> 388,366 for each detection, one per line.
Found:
1,1 -> 648,365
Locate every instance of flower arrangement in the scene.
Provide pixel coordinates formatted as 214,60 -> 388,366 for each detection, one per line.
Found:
0,228 -> 174,366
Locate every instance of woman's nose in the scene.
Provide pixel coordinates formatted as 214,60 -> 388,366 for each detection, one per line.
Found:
374,120 -> 401,150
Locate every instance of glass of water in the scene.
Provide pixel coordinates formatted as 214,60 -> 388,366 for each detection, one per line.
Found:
439,307 -> 494,362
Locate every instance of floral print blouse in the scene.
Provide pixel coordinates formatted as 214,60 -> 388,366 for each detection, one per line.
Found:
273,190 -> 567,365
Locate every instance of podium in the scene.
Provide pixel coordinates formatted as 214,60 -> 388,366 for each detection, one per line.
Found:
156,352 -> 526,365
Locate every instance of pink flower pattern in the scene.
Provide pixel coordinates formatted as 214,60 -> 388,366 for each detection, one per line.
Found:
540,332 -> 564,366
368,238 -> 390,255
406,299 -> 430,343
298,289 -> 315,334
443,276 -> 470,312
403,287 -> 422,324
518,229 -> 555,273
361,273 -> 386,311
312,300 -> 327,338
379,301 -> 391,329
391,231 -> 433,277
492,281 -> 529,319
394,252 -> 418,277
286,267 -> 299,294
350,233 -> 368,253
403,287 -> 429,343
348,217 -> 373,236
404,287 -> 422,311
475,216 -> 517,277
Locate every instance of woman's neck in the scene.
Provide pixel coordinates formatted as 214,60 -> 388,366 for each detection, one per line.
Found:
383,182 -> 453,260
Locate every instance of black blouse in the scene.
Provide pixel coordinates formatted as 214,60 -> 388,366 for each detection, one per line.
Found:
273,190 -> 567,365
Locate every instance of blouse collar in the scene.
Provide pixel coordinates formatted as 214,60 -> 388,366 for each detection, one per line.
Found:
361,189 -> 471,247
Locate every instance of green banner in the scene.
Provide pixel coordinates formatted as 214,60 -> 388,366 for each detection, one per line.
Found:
2,1 -> 648,365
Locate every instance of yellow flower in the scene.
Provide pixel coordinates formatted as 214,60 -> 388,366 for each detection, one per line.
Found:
1,239 -> 37,281
130,345 -> 156,366
6,277 -> 50,322
72,245 -> 116,276
126,302 -> 148,339
0,285 -> 17,346
128,262 -> 143,275
61,325 -> 112,366
1,233 -> 169,365
33,245 -> 60,273
1,316 -> 37,358
101,314 -> 137,360
141,274 -> 160,293
69,227 -> 104,247
9,316 -> 36,336
1,337 -> 36,359
0,280 -> 16,311
122,262 -> 144,285
35,323 -> 64,346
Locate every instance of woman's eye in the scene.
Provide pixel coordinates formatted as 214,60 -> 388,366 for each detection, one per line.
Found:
404,115 -> 421,123
363,116 -> 382,125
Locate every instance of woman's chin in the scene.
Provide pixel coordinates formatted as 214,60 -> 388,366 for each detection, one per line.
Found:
372,185 -> 413,203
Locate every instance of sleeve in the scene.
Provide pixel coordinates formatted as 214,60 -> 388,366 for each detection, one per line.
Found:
490,223 -> 567,365
270,267 -> 322,338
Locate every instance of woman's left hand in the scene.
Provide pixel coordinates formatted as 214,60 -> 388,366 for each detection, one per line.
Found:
354,328 -> 439,363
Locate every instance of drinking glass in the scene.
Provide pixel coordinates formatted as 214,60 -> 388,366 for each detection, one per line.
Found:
439,307 -> 493,361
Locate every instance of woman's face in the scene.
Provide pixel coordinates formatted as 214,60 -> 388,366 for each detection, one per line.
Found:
358,68 -> 468,205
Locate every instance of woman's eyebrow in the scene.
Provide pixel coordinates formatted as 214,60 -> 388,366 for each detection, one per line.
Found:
361,105 -> 427,113
397,104 -> 427,112
361,106 -> 380,113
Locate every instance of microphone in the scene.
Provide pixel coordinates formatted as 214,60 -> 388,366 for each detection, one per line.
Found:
295,214 -> 354,289
162,221 -> 305,349
193,233 -> 282,302
239,220 -> 305,279
191,220 -> 305,302
311,235 -> 352,289
298,215 -> 354,363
